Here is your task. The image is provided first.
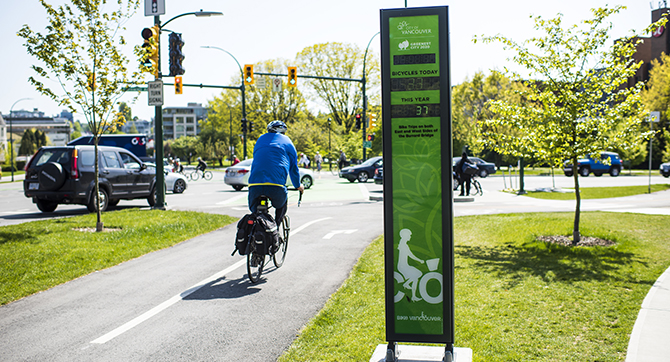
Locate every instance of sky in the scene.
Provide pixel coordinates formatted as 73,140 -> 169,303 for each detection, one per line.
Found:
0,0 -> 661,123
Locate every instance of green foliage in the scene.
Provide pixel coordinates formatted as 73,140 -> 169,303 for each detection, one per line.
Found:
475,6 -> 661,241
524,184 -> 670,200
640,52 -> 670,166
170,136 -> 199,162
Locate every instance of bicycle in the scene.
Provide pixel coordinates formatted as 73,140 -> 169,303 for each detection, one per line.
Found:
246,194 -> 297,283
452,172 -> 483,196
189,168 -> 213,181
471,177 -> 483,196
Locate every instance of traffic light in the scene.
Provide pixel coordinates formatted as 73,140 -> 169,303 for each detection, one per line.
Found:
355,114 -> 362,130
140,26 -> 160,77
244,65 -> 254,84
241,118 -> 248,133
168,32 -> 185,77
249,121 -> 254,132
287,66 -> 297,87
175,76 -> 183,94
367,134 -> 375,141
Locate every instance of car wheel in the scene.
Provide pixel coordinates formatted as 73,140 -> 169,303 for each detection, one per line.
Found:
87,188 -> 109,213
233,185 -> 244,191
39,162 -> 66,191
301,175 -> 313,189
36,199 -> 58,213
610,167 -> 620,177
564,172 -> 573,177
148,186 -> 156,207
173,179 -> 186,193
348,178 -> 356,183
357,171 -> 369,183
579,167 -> 590,177
594,172 -> 602,177
663,172 -> 669,178
479,169 -> 489,178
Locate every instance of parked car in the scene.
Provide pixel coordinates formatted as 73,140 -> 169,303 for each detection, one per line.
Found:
224,159 -> 314,191
563,152 -> 622,177
339,156 -> 383,183
661,162 -> 670,178
146,163 -> 188,193
23,145 -> 157,213
451,157 -> 497,178
374,166 -> 383,185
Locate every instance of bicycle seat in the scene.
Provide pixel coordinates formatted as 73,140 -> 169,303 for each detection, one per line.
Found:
257,195 -> 270,213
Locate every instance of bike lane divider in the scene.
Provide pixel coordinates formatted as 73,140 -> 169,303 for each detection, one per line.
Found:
89,216 -> 332,345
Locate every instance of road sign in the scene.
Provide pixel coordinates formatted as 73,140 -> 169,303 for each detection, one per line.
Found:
272,78 -> 282,92
649,111 -> 660,123
363,141 -> 372,148
256,77 -> 266,89
147,80 -> 164,106
144,0 -> 165,16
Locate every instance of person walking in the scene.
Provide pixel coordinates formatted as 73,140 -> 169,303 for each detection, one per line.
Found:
456,151 -> 473,196
314,151 -> 323,172
338,150 -> 347,170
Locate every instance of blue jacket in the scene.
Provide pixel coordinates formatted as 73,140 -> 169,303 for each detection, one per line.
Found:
249,132 -> 301,188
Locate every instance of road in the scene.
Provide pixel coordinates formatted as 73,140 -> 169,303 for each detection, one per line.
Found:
1,171 -> 669,361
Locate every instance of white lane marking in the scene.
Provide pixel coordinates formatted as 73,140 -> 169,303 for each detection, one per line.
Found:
323,229 -> 357,239
90,216 -> 331,344
358,183 -> 370,201
216,193 -> 247,205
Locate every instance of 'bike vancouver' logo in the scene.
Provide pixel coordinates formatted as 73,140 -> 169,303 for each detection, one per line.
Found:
394,228 -> 443,304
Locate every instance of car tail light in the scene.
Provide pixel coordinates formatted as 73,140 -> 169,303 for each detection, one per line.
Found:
71,148 -> 79,179
237,169 -> 249,175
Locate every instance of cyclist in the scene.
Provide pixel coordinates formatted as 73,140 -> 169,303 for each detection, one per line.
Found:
248,120 -> 304,224
196,157 -> 207,172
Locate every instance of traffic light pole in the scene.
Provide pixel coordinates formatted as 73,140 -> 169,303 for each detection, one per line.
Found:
153,14 -> 166,210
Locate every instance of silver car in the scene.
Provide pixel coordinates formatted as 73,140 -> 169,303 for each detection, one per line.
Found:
147,163 -> 188,193
224,159 -> 314,191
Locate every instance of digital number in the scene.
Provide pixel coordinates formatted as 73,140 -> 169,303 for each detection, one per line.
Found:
391,104 -> 440,118
393,53 -> 436,65
390,77 -> 440,92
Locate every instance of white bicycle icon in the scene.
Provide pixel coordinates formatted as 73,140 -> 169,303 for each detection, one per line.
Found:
394,257 -> 443,304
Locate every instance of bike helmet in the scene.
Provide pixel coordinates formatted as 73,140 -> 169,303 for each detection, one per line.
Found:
267,120 -> 287,134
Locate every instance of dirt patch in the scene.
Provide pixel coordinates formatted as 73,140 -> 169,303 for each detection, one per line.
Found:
537,235 -> 615,247
72,227 -> 122,233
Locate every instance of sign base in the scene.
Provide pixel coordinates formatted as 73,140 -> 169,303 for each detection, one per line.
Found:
369,344 -> 472,362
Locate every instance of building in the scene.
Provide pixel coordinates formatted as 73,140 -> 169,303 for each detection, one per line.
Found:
161,102 -> 208,140
628,7 -> 670,86
121,119 -> 152,135
1,108 -> 72,151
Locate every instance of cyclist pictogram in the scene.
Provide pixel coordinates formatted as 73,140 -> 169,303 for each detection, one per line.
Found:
394,228 -> 443,304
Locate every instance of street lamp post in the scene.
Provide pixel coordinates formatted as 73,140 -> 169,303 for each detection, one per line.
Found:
8,98 -> 32,182
201,45 -> 248,159
362,32 -> 380,161
328,118 -> 332,171
152,10 -> 222,210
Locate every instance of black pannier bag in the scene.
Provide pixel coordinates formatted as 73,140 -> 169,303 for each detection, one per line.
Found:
251,212 -> 279,255
232,214 -> 255,256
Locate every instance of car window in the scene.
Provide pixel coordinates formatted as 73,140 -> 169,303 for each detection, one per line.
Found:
120,152 -> 141,169
79,150 -> 95,167
375,159 -> 383,167
361,157 -> 380,167
102,151 -> 122,169
34,149 -> 70,167
237,159 -> 253,167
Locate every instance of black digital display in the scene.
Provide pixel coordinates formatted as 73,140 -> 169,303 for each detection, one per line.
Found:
393,53 -> 436,65
391,77 -> 440,92
391,104 -> 440,118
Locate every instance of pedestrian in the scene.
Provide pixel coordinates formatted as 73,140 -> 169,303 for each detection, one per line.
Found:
314,151 -> 323,172
299,153 -> 310,168
338,150 -> 347,170
456,151 -> 473,196
232,155 -> 240,166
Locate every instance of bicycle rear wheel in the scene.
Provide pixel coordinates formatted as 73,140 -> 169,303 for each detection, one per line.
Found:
203,171 -> 213,180
273,215 -> 290,268
190,171 -> 200,181
473,180 -> 483,196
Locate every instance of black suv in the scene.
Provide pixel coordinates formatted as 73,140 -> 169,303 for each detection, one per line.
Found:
23,145 -> 157,213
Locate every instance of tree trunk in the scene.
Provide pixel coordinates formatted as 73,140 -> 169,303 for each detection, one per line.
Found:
572,160 -> 581,245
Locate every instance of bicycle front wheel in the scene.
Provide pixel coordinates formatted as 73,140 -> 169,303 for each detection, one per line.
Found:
247,250 -> 266,283
203,171 -> 213,180
473,180 -> 483,196
273,215 -> 290,268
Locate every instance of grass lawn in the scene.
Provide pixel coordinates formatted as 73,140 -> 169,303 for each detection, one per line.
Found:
0,209 -> 236,305
524,184 -> 670,200
279,212 -> 670,362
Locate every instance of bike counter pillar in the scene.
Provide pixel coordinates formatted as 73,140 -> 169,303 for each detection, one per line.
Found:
375,6 -> 470,362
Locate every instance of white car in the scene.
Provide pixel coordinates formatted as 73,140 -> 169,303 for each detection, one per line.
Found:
147,163 -> 188,193
224,159 -> 314,191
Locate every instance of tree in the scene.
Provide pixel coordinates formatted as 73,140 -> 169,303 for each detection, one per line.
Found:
18,129 -> 36,156
640,52 -> 670,167
170,136 -> 199,164
477,6 -> 658,244
296,42 -> 380,133
18,0 -> 141,231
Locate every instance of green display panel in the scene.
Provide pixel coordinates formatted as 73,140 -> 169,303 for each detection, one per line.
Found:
381,6 -> 453,344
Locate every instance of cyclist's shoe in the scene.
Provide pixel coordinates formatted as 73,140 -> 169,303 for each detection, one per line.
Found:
270,240 -> 280,254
